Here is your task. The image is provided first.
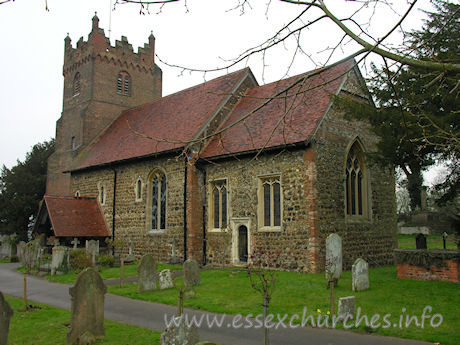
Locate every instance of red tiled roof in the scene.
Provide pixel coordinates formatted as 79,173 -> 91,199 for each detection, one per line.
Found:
44,195 -> 109,237
200,60 -> 355,158
73,68 -> 250,171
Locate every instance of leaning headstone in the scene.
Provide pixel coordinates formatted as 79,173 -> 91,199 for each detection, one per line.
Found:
51,246 -> 69,275
160,315 -> 199,345
67,268 -> 107,345
159,269 -> 175,290
352,258 -> 369,292
416,233 -> 427,249
23,240 -> 41,270
0,291 -> 14,345
337,296 -> 355,320
325,233 -> 342,281
184,259 -> 200,288
137,254 -> 158,292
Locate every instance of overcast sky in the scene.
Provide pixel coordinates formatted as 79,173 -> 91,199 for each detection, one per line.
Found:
0,0 -> 433,173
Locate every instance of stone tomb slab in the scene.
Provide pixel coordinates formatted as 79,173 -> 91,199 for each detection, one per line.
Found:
137,254 -> 159,292
352,258 -> 369,292
67,268 -> 107,345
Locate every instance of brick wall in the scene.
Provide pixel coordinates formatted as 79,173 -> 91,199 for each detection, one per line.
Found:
397,261 -> 459,283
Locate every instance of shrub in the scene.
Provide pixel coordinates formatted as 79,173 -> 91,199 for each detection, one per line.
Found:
10,255 -> 19,263
69,250 -> 92,271
97,254 -> 114,268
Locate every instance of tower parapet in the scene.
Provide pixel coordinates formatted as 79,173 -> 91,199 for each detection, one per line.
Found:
63,14 -> 156,79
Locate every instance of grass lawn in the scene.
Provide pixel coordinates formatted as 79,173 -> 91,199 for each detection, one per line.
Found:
398,234 -> 457,250
107,266 -> 459,345
44,262 -> 182,284
5,296 -> 161,345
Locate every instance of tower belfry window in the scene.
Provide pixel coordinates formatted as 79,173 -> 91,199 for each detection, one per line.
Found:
73,73 -> 81,96
117,71 -> 131,96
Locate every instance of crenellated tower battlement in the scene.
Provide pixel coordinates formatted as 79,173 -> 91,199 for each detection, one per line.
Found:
63,14 -> 157,78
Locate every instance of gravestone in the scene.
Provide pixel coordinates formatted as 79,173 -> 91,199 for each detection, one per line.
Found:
325,233 -> 342,281
0,242 -> 11,259
352,258 -> 369,292
16,241 -> 26,262
71,238 -> 80,250
86,240 -> 99,266
416,233 -> 427,249
23,240 -> 41,270
337,296 -> 355,320
183,259 -> 200,288
160,315 -> 199,345
124,237 -> 136,264
0,291 -> 14,345
168,239 -> 181,264
67,268 -> 107,345
137,254 -> 158,292
51,246 -> 68,275
159,269 -> 175,290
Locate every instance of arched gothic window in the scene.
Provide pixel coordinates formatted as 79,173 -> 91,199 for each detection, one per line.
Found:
73,72 -> 81,96
117,71 -> 131,96
345,141 -> 368,217
149,170 -> 166,231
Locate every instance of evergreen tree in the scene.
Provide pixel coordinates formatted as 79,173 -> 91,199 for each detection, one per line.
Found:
339,0 -> 459,210
0,139 -> 55,241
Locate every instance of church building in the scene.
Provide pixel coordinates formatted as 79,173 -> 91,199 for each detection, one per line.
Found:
37,15 -> 397,272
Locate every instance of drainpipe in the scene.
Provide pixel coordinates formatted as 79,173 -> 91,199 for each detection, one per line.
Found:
183,157 -> 188,261
111,168 -> 117,256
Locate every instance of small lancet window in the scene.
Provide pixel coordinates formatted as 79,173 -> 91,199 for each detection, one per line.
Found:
136,179 -> 142,201
99,184 -> 105,205
117,71 -> 131,96
73,72 -> 81,96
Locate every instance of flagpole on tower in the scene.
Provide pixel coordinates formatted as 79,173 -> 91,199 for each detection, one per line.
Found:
108,0 -> 113,41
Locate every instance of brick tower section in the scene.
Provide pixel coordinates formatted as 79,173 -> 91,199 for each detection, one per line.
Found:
186,155 -> 204,264
47,14 -> 162,195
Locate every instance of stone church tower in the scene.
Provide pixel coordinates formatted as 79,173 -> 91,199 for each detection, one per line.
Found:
46,14 -> 162,195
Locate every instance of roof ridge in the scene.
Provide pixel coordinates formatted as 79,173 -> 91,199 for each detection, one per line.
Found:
124,67 -> 251,113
